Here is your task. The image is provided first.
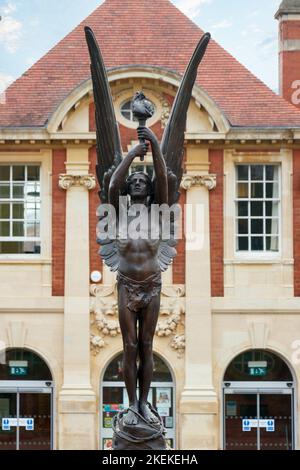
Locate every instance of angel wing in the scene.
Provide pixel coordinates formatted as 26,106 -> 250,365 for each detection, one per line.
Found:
85,27 -> 122,271
157,33 -> 211,272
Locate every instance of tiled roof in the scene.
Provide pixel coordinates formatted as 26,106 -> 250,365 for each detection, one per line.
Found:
1,0 -> 300,129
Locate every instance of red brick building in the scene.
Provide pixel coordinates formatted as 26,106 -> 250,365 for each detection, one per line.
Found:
0,0 -> 300,450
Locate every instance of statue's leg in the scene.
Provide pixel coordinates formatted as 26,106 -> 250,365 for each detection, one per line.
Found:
118,283 -> 139,425
138,293 -> 161,423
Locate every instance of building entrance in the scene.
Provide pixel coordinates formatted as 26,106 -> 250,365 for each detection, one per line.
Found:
0,348 -> 53,450
0,384 -> 53,450
223,350 -> 294,450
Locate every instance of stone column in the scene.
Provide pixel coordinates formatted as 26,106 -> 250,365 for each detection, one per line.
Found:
58,147 -> 97,450
179,148 -> 218,450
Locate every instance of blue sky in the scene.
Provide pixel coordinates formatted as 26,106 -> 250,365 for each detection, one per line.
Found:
0,0 -> 282,94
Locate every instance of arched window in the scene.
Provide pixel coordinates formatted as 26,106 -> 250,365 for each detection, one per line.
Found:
0,348 -> 52,381
224,349 -> 292,382
120,99 -> 156,122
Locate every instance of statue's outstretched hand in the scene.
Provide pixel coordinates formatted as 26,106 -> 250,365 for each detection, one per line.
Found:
128,142 -> 149,159
137,126 -> 158,145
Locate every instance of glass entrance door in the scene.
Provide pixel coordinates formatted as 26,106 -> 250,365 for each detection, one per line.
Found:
259,393 -> 292,450
224,393 -> 258,450
224,387 -> 294,450
0,386 -> 52,450
0,392 -> 17,450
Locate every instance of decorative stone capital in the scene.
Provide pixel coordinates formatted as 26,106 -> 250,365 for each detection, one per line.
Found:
181,174 -> 217,191
59,174 -> 96,191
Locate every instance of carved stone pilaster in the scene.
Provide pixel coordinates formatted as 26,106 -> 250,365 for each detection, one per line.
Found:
59,174 -> 96,190
181,174 -> 217,191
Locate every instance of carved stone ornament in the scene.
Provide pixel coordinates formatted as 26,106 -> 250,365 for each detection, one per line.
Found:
90,334 -> 105,355
90,283 -> 186,357
90,283 -> 121,354
160,101 -> 170,128
170,335 -> 185,356
181,174 -> 217,191
59,174 -> 96,190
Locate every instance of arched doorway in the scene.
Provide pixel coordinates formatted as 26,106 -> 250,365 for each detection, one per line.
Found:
0,348 -> 54,450
223,349 -> 295,450
100,352 -> 175,449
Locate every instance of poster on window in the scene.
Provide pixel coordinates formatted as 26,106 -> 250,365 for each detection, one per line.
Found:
103,438 -> 113,450
156,388 -> 171,407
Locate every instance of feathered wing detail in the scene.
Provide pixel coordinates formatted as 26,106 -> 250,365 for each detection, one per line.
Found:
158,33 -> 211,271
85,27 -> 123,271
85,26 -> 123,203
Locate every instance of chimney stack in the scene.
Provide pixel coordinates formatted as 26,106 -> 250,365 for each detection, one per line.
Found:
275,0 -> 300,107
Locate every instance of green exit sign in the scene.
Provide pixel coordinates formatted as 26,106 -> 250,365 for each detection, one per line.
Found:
249,367 -> 267,377
9,367 -> 28,376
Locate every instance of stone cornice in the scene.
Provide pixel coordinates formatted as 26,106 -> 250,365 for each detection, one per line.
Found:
181,174 -> 217,191
59,174 -> 96,190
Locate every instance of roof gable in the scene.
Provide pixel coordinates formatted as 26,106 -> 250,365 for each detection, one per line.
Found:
1,0 -> 300,129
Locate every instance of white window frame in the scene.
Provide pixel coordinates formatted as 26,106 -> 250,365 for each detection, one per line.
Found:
0,164 -> 41,255
224,149 -> 293,264
234,163 -> 281,257
0,151 -> 51,261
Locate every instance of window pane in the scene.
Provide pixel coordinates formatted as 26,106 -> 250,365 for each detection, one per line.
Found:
266,201 -> 279,217
251,219 -> 263,234
237,183 -> 248,198
266,165 -> 278,181
13,166 -> 25,181
27,166 -> 40,181
251,183 -> 263,198
26,222 -> 40,238
266,219 -> 279,235
237,166 -> 248,181
26,202 -> 40,221
0,221 -> 10,236
0,185 -> 10,198
251,202 -> 263,217
122,111 -> 131,120
238,237 -> 248,251
251,237 -> 264,251
13,222 -> 24,236
24,241 -> 40,254
266,237 -> 279,251
0,166 -> 10,181
251,165 -> 263,181
26,183 -> 40,199
0,203 -> 10,219
266,183 -> 278,199
238,219 -> 248,234
238,201 -> 248,217
13,203 -> 24,219
13,184 -> 24,199
0,241 -> 40,254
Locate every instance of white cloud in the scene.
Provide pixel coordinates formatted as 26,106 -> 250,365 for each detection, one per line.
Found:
0,2 -> 22,53
211,19 -> 232,30
0,72 -> 14,103
174,0 -> 212,20
1,2 -> 17,16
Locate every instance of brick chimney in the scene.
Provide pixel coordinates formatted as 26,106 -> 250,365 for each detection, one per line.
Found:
275,0 -> 300,107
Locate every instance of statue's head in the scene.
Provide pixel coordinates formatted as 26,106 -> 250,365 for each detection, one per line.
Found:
125,172 -> 153,201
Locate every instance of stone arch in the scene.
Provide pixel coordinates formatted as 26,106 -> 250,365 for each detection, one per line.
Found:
47,66 -> 230,134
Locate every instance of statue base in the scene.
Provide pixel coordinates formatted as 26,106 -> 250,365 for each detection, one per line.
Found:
112,405 -> 168,450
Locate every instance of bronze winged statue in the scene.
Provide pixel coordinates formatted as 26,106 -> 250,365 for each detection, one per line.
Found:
85,27 -> 210,428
